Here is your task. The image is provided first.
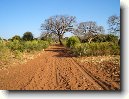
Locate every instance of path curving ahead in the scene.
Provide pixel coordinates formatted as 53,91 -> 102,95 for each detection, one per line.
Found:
0,45 -> 104,90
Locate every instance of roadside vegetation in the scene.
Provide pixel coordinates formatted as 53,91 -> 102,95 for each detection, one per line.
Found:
64,34 -> 120,56
0,32 -> 50,67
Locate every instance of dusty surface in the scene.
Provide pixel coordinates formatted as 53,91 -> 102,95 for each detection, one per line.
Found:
0,45 -> 120,90
74,56 -> 120,90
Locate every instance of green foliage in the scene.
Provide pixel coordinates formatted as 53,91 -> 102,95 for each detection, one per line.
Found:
13,50 -> 23,59
6,40 -> 49,52
81,34 -> 119,43
105,34 -> 118,43
0,39 -> 49,64
70,42 -> 120,56
22,32 -> 34,41
92,34 -> 107,42
41,34 -> 53,44
0,37 -> 2,40
11,35 -> 21,41
62,39 -> 67,47
66,36 -> 80,48
7,40 -> 24,52
24,40 -> 49,52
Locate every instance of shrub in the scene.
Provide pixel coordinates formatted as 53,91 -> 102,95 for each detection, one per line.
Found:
13,50 -> 23,59
0,41 -> 12,61
0,37 -> 2,40
11,35 -> 21,41
6,40 -> 24,52
92,34 -> 107,42
23,40 -> 49,52
105,34 -> 118,43
61,39 -> 67,47
80,34 -> 119,43
70,42 -> 120,56
0,39 -> 49,66
6,40 -> 49,53
41,34 -> 53,44
66,36 -> 80,48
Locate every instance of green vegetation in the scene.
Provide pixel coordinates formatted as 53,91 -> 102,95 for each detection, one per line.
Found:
66,36 -> 80,48
22,32 -> 34,41
40,33 -> 54,44
23,40 -> 49,52
11,35 -> 21,41
65,36 -> 120,56
0,40 -> 11,61
6,40 -> 49,52
0,37 -> 49,66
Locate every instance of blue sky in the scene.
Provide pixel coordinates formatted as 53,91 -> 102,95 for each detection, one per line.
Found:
0,0 -> 120,39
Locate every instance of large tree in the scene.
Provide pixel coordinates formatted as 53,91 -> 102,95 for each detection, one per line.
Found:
22,32 -> 34,41
108,15 -> 120,36
41,15 -> 76,45
74,21 -> 104,43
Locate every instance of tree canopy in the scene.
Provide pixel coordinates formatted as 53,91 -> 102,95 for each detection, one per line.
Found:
22,32 -> 34,41
41,15 -> 76,45
74,21 -> 105,43
12,35 -> 21,41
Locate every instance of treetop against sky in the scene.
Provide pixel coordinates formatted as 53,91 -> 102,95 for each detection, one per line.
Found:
0,0 -> 120,39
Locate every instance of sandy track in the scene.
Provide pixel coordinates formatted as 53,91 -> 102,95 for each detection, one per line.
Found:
0,45 -> 104,90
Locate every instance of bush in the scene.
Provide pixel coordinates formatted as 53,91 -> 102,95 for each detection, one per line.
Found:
0,41 -> 12,61
105,34 -> 118,43
61,39 -> 67,47
6,40 -> 24,52
23,40 -> 49,52
0,37 -> 2,40
70,42 -> 120,56
11,35 -> 21,41
6,40 -> 49,53
80,34 -> 119,43
92,34 -> 107,42
41,34 -> 53,44
66,36 -> 80,48
0,39 -> 49,66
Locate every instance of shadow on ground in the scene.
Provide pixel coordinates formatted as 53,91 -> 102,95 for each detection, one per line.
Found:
45,45 -> 74,57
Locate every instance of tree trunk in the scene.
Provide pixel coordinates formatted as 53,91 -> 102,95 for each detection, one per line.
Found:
59,35 -> 63,45
88,38 -> 93,43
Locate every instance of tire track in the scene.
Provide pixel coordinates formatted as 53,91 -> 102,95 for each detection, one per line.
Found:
71,57 -> 119,90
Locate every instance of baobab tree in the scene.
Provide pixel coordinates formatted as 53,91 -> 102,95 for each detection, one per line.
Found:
41,15 -> 76,45
74,21 -> 104,43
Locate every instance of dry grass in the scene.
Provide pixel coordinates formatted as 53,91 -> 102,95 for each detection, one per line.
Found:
0,50 -> 45,69
74,55 -> 120,86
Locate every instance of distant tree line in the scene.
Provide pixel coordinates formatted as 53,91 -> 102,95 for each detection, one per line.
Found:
7,32 -> 34,41
40,15 -> 120,45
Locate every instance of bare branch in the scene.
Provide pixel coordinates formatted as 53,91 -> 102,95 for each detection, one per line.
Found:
73,21 -> 105,42
41,15 -> 76,45
108,15 -> 120,36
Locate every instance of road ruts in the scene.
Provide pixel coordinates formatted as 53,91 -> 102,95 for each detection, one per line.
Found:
0,45 -> 107,90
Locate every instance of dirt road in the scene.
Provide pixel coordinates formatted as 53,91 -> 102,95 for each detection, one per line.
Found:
0,45 -> 108,90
